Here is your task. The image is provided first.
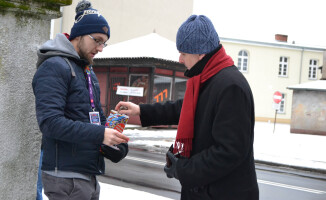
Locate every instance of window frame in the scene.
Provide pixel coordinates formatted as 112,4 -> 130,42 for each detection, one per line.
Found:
308,59 -> 318,80
152,75 -> 173,103
174,77 -> 187,100
128,74 -> 149,104
237,50 -> 249,72
277,93 -> 286,114
278,56 -> 289,77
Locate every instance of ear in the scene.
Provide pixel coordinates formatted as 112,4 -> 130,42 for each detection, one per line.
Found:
198,54 -> 206,60
70,36 -> 81,44
70,36 -> 82,54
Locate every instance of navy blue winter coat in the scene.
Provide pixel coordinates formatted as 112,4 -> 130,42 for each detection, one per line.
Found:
33,56 -> 107,175
32,34 -> 128,175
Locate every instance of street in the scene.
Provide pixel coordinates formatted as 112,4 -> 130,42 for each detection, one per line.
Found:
99,149 -> 326,200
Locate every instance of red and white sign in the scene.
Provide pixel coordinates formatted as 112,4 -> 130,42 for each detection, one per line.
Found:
273,91 -> 282,104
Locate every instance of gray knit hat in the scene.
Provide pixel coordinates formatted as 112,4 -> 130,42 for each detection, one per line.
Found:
176,15 -> 219,54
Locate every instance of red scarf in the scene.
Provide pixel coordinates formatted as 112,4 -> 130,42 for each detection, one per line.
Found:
173,46 -> 234,157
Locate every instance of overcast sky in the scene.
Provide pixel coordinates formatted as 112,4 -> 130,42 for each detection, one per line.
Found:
193,0 -> 326,48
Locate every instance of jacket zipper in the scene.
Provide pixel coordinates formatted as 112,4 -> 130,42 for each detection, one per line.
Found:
87,67 -> 102,173
90,72 -> 102,173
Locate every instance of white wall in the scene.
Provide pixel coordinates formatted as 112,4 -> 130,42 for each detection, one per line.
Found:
52,0 -> 193,44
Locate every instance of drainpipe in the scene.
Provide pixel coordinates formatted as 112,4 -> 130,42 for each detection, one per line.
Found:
298,48 -> 304,84
60,7 -> 64,34
50,7 -> 63,39
50,20 -> 54,39
322,51 -> 326,80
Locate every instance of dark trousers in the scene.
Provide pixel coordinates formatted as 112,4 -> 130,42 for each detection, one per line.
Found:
42,172 -> 100,200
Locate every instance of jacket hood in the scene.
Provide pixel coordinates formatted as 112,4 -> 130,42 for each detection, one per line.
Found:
36,33 -> 80,68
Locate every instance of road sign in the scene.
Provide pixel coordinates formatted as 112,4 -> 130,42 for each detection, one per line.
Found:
273,91 -> 282,104
272,102 -> 281,110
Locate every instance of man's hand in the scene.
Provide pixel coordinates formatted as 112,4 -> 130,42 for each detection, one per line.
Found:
164,151 -> 179,180
115,101 -> 140,116
103,128 -> 129,146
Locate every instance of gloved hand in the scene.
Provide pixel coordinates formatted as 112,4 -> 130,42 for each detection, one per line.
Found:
100,143 -> 128,163
164,151 -> 179,180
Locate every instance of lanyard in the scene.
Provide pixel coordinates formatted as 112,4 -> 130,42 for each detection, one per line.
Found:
85,66 -> 96,111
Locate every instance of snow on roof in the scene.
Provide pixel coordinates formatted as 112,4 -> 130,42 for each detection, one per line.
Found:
287,80 -> 326,91
95,33 -> 180,62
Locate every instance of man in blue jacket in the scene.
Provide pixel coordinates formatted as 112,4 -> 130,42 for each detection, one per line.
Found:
116,15 -> 259,200
32,1 -> 129,199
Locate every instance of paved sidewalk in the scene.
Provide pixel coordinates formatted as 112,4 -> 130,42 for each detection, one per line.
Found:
124,122 -> 326,173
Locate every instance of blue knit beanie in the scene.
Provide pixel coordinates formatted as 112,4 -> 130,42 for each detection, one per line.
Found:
69,0 -> 110,41
176,15 -> 219,54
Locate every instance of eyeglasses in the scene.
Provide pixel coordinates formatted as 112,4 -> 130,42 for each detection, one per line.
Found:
88,35 -> 107,48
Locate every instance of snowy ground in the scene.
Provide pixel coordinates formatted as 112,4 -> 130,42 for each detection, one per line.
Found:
43,121 -> 326,199
124,122 -> 326,171
42,183 -> 174,200
254,122 -> 326,171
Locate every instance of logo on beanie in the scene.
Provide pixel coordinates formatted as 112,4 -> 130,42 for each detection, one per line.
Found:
75,10 -> 102,23
102,26 -> 109,34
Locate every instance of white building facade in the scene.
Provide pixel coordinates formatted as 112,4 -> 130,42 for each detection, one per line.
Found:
222,38 -> 325,123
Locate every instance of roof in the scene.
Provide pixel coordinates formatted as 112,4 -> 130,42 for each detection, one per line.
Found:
287,80 -> 326,91
220,37 -> 326,52
95,33 -> 180,62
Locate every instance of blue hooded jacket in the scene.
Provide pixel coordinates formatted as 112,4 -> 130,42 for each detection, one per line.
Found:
32,33 -> 106,175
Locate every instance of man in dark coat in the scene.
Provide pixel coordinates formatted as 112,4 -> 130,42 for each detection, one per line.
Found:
32,1 -> 129,199
116,15 -> 259,200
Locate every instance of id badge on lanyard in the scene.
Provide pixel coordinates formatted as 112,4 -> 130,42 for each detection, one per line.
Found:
85,66 -> 101,125
89,111 -> 101,125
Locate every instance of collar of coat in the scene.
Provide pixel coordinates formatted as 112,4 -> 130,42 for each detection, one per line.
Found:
184,45 -> 222,78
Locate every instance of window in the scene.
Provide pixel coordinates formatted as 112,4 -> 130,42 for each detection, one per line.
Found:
237,50 -> 248,72
278,57 -> 288,77
174,78 -> 187,100
277,93 -> 286,114
129,74 -> 149,104
308,59 -> 318,80
152,75 -> 172,103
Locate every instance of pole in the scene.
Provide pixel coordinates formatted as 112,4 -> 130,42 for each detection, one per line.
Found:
273,110 -> 277,133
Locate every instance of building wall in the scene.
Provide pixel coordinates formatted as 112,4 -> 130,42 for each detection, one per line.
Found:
290,90 -> 326,135
52,0 -> 193,44
0,1 -> 69,199
222,40 -> 324,123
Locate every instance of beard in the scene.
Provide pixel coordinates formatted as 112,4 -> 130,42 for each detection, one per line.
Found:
79,50 -> 93,65
77,37 -> 94,65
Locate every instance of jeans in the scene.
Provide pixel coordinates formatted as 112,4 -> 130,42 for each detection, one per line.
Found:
36,150 -> 43,200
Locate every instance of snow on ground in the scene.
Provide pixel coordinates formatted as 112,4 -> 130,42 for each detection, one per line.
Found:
254,122 -> 326,170
123,122 -> 326,171
43,182 -> 174,200
99,183 -> 173,200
